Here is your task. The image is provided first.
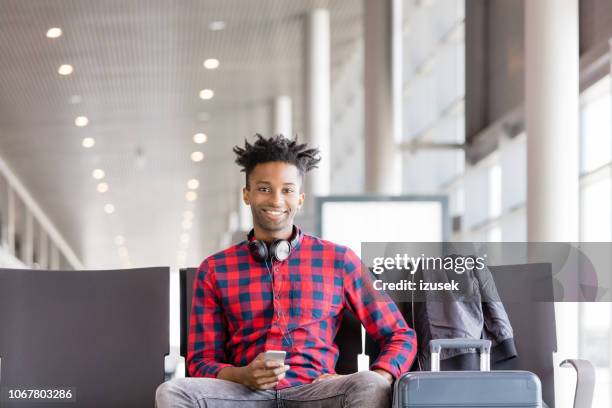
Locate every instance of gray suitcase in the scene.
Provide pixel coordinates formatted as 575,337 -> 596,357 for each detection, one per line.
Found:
393,339 -> 542,408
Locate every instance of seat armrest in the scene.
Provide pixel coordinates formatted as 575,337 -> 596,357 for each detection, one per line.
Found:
560,359 -> 595,408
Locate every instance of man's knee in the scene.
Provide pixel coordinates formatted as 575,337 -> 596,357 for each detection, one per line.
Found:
155,378 -> 200,407
344,371 -> 391,407
156,379 -> 180,405
351,371 -> 391,391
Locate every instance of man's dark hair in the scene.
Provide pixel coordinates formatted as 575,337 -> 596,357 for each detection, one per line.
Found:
233,134 -> 321,187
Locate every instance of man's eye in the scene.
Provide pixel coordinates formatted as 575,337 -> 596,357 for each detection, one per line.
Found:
284,189 -> 294,194
258,187 -> 270,192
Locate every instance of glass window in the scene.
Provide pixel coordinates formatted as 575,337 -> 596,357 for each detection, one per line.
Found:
578,74 -> 612,408
488,164 -> 502,219
580,76 -> 611,174
580,174 -> 611,242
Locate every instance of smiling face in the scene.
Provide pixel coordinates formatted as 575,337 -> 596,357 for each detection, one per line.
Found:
243,161 -> 305,242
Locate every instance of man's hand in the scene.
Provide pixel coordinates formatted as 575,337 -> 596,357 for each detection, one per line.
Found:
221,352 -> 289,390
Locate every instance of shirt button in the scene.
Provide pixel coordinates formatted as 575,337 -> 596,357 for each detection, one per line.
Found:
273,267 -> 279,272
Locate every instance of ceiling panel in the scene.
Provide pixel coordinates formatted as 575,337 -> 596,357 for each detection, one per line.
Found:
0,0 -> 362,269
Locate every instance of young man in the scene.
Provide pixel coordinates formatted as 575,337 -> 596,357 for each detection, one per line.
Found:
156,135 -> 416,407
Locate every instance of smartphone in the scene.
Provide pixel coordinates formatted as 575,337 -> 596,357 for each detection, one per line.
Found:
264,350 -> 286,364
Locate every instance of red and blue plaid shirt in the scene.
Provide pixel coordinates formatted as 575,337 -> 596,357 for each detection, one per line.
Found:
187,229 -> 417,388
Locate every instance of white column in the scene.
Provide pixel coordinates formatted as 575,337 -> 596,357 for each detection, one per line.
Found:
525,2 -> 579,408
272,96 -> 292,138
364,0 -> 403,194
304,8 -> 331,197
526,0 -> 579,242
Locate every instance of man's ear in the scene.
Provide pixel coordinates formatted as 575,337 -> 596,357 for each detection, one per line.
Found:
298,191 -> 305,208
242,186 -> 250,206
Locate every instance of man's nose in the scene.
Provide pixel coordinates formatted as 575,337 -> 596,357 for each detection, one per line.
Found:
269,190 -> 283,206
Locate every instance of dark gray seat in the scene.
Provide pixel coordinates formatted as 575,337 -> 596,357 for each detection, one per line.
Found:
366,263 -> 558,406
0,267 -> 169,408
179,268 -> 362,377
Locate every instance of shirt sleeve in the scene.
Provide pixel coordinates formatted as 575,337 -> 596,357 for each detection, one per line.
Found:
187,259 -> 234,377
343,248 -> 417,379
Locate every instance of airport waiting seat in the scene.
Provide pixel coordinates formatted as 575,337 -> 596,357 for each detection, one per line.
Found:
179,268 -> 362,377
0,267 -> 169,408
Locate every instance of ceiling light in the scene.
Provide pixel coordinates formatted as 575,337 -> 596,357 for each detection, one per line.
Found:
183,210 -> 194,220
97,182 -> 109,193
58,64 -> 73,75
104,203 -> 115,214
203,58 -> 220,69
114,235 -> 125,246
199,89 -> 214,100
82,137 -> 95,148
75,116 -> 89,127
193,133 -> 208,144
208,21 -> 226,31
46,27 -> 62,38
182,219 -> 193,230
191,151 -> 204,162
185,191 -> 198,202
187,179 -> 199,190
180,233 -> 190,244
92,169 -> 105,180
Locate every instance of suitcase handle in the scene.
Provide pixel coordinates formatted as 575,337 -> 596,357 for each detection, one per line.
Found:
429,339 -> 492,372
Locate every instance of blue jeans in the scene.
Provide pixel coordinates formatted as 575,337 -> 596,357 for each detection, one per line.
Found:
155,371 -> 391,408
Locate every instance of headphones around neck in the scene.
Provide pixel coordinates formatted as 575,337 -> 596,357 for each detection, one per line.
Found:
247,226 -> 300,263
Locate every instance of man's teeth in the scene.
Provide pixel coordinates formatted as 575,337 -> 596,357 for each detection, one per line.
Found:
265,210 -> 284,215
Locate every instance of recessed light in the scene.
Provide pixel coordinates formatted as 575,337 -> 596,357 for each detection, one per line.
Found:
97,182 -> 109,193
58,64 -> 73,75
182,219 -> 193,230
199,89 -> 214,100
186,191 -> 198,202
208,21 -> 226,31
46,27 -> 62,38
180,233 -> 190,244
104,203 -> 115,214
191,151 -> 204,162
82,137 -> 95,148
203,58 -> 220,69
114,235 -> 126,246
183,210 -> 194,220
92,169 -> 105,180
187,179 -> 200,190
193,133 -> 208,144
75,116 -> 89,127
